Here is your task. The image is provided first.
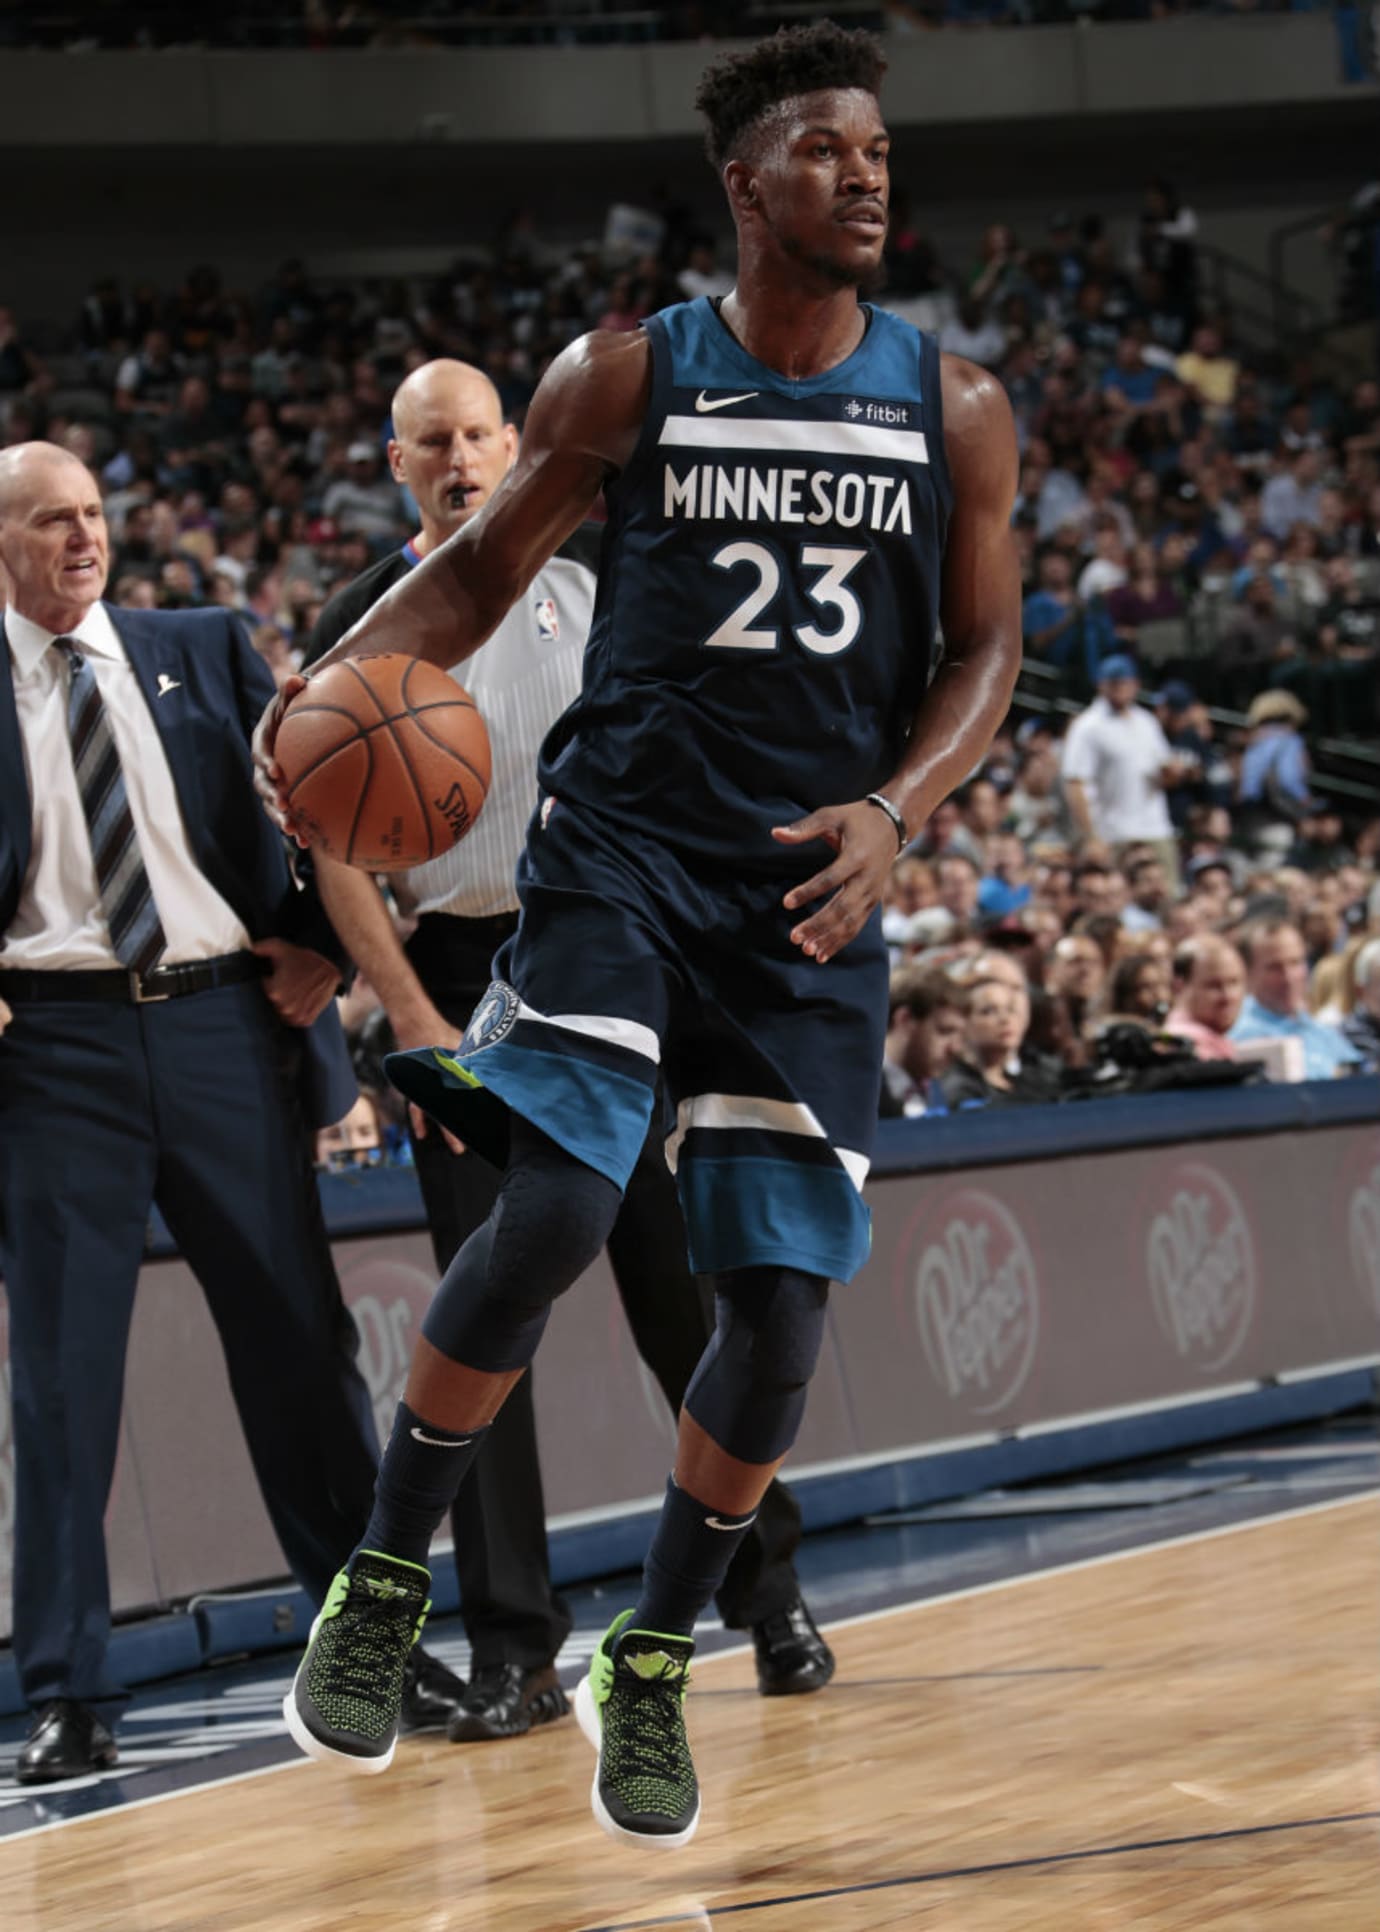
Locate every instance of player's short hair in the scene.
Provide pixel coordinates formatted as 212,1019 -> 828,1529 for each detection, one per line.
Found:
695,22 -> 888,171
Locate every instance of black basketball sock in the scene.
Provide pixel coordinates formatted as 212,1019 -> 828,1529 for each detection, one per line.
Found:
358,1401 -> 489,1569
631,1475 -> 759,1639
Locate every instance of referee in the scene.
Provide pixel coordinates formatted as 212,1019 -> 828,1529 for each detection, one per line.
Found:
309,360 -> 833,1743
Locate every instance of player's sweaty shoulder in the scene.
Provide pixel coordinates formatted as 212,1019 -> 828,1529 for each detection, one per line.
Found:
527,328 -> 652,475
939,352 -> 1017,496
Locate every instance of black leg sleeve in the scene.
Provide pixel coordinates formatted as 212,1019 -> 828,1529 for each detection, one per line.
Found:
409,1009 -> 571,1668
607,1123 -> 806,1629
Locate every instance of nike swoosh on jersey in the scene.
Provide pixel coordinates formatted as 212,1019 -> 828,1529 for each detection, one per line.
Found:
694,390 -> 759,413
705,1512 -> 757,1531
410,1426 -> 473,1448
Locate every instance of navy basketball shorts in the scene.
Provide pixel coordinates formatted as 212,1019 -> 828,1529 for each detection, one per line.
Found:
386,803 -> 887,1282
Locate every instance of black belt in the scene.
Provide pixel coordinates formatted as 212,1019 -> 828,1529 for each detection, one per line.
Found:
414,910 -> 520,945
0,951 -> 269,1006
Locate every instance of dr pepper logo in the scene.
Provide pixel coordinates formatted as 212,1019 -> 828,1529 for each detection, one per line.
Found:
1348,1157 -> 1380,1322
904,1188 -> 1040,1415
1145,1163 -> 1256,1372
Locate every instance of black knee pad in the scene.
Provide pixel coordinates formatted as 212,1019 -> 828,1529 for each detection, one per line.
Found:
422,1118 -> 622,1373
683,1266 -> 829,1464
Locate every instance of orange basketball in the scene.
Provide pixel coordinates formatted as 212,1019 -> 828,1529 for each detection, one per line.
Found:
277,654 -> 490,870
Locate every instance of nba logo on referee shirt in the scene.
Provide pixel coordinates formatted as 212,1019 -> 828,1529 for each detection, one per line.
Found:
535,597 -> 559,641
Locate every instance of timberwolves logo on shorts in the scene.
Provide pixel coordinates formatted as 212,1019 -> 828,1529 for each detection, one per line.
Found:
461,980 -> 522,1055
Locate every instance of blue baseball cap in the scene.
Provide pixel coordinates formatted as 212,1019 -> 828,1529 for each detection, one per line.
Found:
1151,679 -> 1195,713
1097,654 -> 1140,684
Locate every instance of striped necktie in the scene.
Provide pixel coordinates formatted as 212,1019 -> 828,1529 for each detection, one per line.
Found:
55,636 -> 167,976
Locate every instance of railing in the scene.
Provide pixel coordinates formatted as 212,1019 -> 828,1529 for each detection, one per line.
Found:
1269,203 -> 1378,374
1195,239 -> 1371,386
1014,658 -> 1380,813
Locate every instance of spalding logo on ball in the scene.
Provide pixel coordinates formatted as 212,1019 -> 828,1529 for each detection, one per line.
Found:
275,654 -> 491,870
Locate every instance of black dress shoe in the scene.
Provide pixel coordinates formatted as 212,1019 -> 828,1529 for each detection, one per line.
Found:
446,1662 -> 569,1742
752,1597 -> 836,1697
16,1700 -> 119,1785
399,1644 -> 467,1734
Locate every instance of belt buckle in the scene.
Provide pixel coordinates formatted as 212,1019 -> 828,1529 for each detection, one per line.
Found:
130,968 -> 172,1004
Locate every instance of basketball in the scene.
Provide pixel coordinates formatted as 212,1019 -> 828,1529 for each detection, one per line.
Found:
277,653 -> 491,870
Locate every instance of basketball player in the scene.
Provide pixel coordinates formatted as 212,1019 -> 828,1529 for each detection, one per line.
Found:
309,358 -> 834,1742
257,23 -> 1020,1847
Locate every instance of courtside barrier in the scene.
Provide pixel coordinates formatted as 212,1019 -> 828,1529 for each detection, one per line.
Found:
1,1080 -> 1376,1709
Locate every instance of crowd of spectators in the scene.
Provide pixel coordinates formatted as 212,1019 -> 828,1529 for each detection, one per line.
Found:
3,1 -> 1349,52
879,662 -> 1380,1115
910,189 -> 1380,738
0,180 -> 1375,1140
870,178 -> 1379,1116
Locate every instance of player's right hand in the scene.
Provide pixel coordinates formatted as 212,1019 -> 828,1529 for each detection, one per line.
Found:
392,1002 -> 467,1156
252,675 -> 309,844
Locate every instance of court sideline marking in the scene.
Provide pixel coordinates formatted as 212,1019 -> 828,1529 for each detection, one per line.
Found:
0,1485 -> 1374,1846
580,1810 -> 1380,1931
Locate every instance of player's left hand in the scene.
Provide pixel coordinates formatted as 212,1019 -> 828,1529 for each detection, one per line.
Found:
252,676 -> 311,847
774,800 -> 900,965
252,938 -> 341,1027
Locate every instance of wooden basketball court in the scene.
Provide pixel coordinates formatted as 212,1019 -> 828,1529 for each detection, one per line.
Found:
5,1494 -> 1376,1931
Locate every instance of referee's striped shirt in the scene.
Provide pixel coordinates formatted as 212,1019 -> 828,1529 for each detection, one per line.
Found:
303,525 -> 599,918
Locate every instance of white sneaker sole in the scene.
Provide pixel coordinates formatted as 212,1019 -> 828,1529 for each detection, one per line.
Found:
282,1668 -> 396,1776
573,1673 -> 700,1850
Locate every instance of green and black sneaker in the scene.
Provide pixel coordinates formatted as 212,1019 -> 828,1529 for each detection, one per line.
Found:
574,1609 -> 699,1849
282,1549 -> 431,1774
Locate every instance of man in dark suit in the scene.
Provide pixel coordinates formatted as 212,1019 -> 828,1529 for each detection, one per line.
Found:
0,441 -> 443,1783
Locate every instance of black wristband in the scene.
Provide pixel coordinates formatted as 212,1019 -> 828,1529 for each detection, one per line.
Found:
865,792 -> 907,852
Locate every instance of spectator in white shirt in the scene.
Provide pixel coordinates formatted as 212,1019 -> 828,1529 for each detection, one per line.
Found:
322,441 -> 405,543
938,297 -> 1006,370
677,237 -> 734,303
1061,655 -> 1181,857
1077,518 -> 1128,603
1260,448 -> 1325,542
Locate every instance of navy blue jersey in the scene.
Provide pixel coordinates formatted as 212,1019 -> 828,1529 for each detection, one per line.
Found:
536,296 -> 952,878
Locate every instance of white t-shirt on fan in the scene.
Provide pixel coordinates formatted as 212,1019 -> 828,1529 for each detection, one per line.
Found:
1060,696 -> 1174,843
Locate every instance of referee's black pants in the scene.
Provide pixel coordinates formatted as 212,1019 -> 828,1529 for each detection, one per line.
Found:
405,911 -> 805,1671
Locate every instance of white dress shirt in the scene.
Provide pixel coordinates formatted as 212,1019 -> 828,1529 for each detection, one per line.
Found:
2,601 -> 249,968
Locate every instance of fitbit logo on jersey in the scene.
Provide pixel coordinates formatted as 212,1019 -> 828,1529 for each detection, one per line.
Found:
844,399 -> 910,424
664,462 -> 913,534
